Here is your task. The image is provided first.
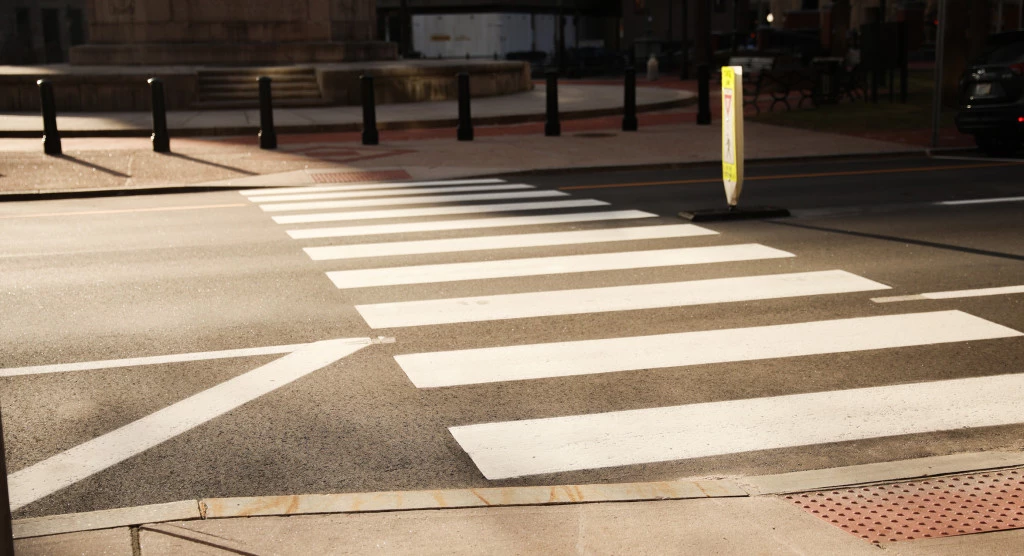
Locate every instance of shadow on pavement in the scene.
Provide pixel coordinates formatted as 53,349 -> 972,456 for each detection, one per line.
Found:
768,220 -> 1024,262
163,152 -> 258,176
58,155 -> 130,178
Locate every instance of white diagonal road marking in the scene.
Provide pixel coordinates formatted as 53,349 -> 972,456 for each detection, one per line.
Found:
356,270 -> 890,328
936,196 -> 1024,206
287,210 -> 657,239
304,224 -> 717,261
7,338 -> 371,511
0,343 -> 310,377
395,311 -> 1022,387
329,244 -> 794,289
450,373 -> 1024,479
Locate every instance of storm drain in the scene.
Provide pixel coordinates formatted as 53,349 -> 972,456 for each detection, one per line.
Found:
309,170 -> 411,184
786,468 -> 1024,543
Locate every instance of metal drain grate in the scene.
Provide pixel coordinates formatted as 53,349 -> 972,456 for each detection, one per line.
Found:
786,468 -> 1024,543
309,170 -> 411,184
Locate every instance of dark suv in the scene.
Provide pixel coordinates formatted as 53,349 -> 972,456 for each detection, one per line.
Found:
955,31 -> 1024,156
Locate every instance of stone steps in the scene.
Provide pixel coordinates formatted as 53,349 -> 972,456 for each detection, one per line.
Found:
191,98 -> 333,110
195,67 -> 322,107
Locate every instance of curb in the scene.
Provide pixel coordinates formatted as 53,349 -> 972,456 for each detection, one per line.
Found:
0,184 -> 250,203
12,451 -> 1024,540
0,98 -> 694,139
925,147 -> 980,155
474,149 -> 928,179
0,149 -> 929,202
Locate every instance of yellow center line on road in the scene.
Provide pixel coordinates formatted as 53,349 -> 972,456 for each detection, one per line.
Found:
558,162 -> 1018,191
0,203 -> 248,219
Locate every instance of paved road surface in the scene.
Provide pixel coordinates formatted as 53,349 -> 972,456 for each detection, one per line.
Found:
1,155 -> 1022,518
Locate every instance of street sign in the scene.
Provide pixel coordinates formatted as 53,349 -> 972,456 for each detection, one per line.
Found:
721,66 -> 744,207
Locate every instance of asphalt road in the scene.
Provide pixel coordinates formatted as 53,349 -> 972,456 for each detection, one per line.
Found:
1,154 -> 1022,518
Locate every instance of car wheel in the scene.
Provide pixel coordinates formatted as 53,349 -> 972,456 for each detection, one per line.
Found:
975,134 -> 1021,157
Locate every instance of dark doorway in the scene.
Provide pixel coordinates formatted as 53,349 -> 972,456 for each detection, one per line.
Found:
14,8 -> 34,64
42,8 -> 63,63
68,9 -> 86,46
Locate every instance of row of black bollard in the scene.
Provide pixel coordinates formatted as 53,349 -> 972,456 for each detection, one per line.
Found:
37,78 -> 173,155
34,78 -> 280,155
36,68 -> 680,157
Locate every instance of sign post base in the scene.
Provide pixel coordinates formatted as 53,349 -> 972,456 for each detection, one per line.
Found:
678,206 -> 790,222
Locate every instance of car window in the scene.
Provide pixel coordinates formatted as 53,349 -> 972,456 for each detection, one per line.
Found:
977,42 -> 1024,64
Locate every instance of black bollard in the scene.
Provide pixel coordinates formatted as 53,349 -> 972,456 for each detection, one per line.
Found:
147,78 -> 170,153
456,72 -> 473,141
0,407 -> 14,556
361,75 -> 379,146
37,79 -> 62,156
544,71 -> 560,137
696,64 -> 712,125
870,70 -> 879,104
900,67 -> 909,104
622,67 -> 638,132
258,76 -> 277,150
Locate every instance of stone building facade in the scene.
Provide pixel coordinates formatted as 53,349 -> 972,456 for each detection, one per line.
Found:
70,0 -> 396,64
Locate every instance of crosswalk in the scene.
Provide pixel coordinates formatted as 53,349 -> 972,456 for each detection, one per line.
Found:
241,177 -> 1024,481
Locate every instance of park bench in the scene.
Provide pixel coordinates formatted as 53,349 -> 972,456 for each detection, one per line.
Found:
726,56 -> 776,114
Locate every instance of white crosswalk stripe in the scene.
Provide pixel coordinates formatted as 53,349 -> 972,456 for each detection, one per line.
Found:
394,311 -> 1021,387
287,210 -> 658,239
328,244 -> 794,289
303,223 -> 716,261
273,199 -> 609,224
259,190 -> 569,212
241,178 -> 507,196
243,177 -> 1024,481
249,183 -> 535,203
450,373 -> 1024,479
355,270 -> 890,328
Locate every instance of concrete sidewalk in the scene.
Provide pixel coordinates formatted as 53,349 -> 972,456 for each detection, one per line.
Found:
0,109 -> 919,196
0,84 -> 691,138
14,452 -> 1024,555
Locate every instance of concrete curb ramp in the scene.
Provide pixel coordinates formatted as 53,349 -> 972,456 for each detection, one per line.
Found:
13,451 -> 1024,540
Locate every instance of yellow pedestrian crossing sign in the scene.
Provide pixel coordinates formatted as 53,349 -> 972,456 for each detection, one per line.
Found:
721,66 -> 744,206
